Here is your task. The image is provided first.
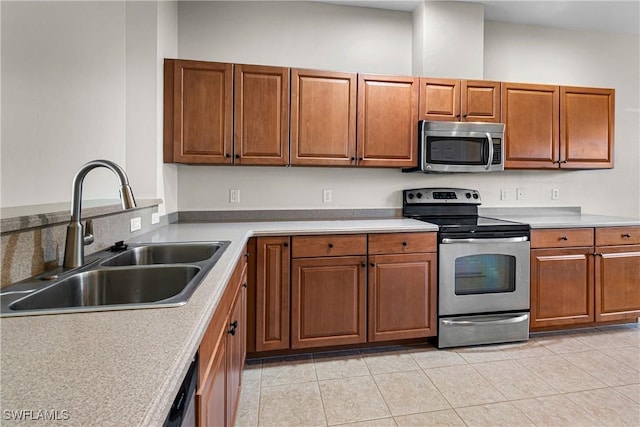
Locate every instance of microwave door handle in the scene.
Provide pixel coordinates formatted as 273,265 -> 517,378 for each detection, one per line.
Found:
485,133 -> 494,170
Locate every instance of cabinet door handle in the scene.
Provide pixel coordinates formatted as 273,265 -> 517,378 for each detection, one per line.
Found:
283,242 -> 289,247
225,153 -> 231,158
455,114 -> 461,119
463,114 -> 468,118
560,236 -> 568,241
622,233 -> 632,238
235,154 -> 241,159
328,243 -> 334,248
370,262 -> 376,267
402,241 -> 408,246
361,262 -> 366,268
228,321 -> 238,335
242,283 -> 247,288
593,252 -> 602,257
244,252 -> 249,259
358,157 -> 363,161
351,157 -> 355,161
560,160 -> 568,164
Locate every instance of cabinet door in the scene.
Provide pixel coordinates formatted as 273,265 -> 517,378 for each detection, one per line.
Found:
530,248 -> 594,329
357,74 -> 419,167
164,59 -> 233,164
197,335 -> 226,427
291,69 -> 356,166
461,80 -> 501,122
595,245 -> 640,322
255,237 -> 290,351
234,65 -> 290,165
291,256 -> 367,348
226,282 -> 246,427
560,86 -> 614,169
501,82 -> 560,169
418,77 -> 460,121
368,253 -> 437,342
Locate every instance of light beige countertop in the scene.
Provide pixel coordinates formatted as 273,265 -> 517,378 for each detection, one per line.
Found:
483,208 -> 640,229
0,219 -> 435,426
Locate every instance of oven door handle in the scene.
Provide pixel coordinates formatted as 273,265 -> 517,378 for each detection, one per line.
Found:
441,236 -> 529,244
441,314 -> 529,326
485,132 -> 494,170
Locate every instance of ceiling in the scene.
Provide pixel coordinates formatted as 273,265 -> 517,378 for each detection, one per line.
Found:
320,1 -> 640,35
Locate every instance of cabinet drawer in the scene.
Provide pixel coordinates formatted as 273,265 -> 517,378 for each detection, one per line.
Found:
596,226 -> 640,246
368,232 -> 436,255
292,234 -> 366,258
531,228 -> 594,248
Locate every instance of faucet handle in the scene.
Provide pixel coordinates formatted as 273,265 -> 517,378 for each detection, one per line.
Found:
83,219 -> 94,246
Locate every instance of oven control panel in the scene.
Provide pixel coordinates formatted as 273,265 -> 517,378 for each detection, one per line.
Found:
404,188 -> 481,204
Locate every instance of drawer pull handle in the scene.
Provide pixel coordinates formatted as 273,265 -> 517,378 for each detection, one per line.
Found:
622,233 -> 631,238
328,243 -> 334,249
560,236 -> 568,241
402,241 -> 408,246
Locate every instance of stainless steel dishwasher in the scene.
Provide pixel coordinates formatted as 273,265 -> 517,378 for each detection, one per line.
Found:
163,354 -> 198,427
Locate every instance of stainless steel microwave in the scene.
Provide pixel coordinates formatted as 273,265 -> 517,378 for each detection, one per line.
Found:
404,121 -> 505,173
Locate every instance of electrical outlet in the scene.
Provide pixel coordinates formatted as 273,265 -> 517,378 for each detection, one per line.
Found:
516,188 -> 524,200
322,189 -> 332,203
130,217 -> 142,232
229,189 -> 240,203
500,189 -> 508,201
552,188 -> 560,200
151,212 -> 160,225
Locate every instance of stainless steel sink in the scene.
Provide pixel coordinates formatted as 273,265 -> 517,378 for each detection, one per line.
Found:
10,266 -> 200,311
101,243 -> 223,266
0,241 -> 230,317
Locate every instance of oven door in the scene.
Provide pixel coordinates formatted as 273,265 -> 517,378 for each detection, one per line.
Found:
438,236 -> 530,316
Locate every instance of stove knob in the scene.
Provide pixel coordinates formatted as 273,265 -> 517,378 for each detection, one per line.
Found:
473,193 -> 479,199
408,193 -> 415,200
465,192 -> 471,199
416,193 -> 423,199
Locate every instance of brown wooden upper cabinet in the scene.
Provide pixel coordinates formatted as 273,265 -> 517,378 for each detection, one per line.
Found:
290,69 -> 357,166
164,59 -> 289,165
502,82 -> 614,169
234,65 -> 290,165
419,78 -> 501,122
357,74 -> 419,168
164,59 -> 233,164
560,86 -> 614,169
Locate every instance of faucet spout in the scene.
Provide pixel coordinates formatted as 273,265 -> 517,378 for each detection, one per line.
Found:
63,160 -> 136,269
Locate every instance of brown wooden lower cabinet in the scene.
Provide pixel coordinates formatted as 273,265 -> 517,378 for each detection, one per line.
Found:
368,253 -> 437,342
291,255 -> 367,348
530,247 -> 595,329
595,244 -> 640,322
197,335 -> 226,427
255,236 -> 290,351
530,227 -> 640,331
197,250 -> 247,427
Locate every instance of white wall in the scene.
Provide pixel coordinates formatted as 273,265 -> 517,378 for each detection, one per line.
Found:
178,1 -> 412,74
413,1 -> 485,78
1,1 -> 127,206
1,1 -> 177,216
177,1 -> 640,217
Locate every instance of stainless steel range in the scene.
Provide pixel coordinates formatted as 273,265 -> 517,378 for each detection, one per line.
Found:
403,188 -> 531,348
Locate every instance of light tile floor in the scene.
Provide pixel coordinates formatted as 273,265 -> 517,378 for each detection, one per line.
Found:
235,324 -> 640,426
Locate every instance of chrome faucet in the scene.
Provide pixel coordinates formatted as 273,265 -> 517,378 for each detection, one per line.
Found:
63,160 -> 136,268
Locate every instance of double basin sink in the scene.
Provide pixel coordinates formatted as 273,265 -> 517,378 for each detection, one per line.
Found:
0,241 -> 230,317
